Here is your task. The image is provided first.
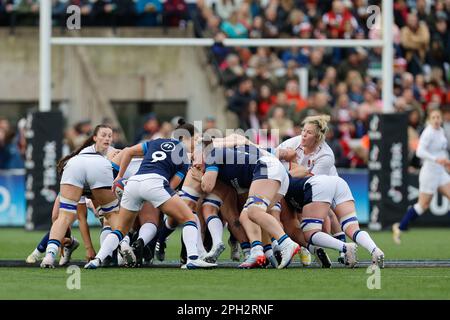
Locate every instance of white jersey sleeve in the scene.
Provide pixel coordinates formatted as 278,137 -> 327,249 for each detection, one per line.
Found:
310,153 -> 336,176
416,126 -> 438,162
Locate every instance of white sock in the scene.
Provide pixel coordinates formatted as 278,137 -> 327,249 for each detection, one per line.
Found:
264,249 -> 274,258
138,223 -> 157,246
207,216 -> 224,247
272,239 -> 279,251
193,214 -> 207,255
96,233 -> 121,262
414,203 -> 425,216
122,235 -> 130,246
45,243 -> 59,260
250,245 -> 264,256
310,232 -> 345,252
354,231 -> 377,254
182,223 -> 199,260
100,228 -> 112,246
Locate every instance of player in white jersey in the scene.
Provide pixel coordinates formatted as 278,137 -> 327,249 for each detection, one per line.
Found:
41,124 -> 120,268
393,109 -> 450,244
276,115 -> 346,266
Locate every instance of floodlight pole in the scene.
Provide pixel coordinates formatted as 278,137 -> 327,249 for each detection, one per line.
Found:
39,0 -> 52,112
382,0 -> 394,113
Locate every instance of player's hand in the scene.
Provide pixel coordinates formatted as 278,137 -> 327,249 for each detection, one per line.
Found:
190,166 -> 203,182
436,158 -> 448,166
85,247 -> 96,262
112,176 -> 122,192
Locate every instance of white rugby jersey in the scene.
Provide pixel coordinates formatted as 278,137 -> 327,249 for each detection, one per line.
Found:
276,136 -> 338,176
79,145 -> 115,157
416,125 -> 448,164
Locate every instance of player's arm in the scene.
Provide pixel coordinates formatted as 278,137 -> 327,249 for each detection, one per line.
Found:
77,202 -> 96,261
289,162 -> 311,178
276,148 -> 297,162
116,143 -> 145,182
170,171 -> 186,190
416,130 -> 443,163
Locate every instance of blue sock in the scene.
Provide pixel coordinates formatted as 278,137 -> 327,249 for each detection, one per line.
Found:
37,231 -> 50,253
399,206 -> 419,231
240,242 -> 250,250
157,221 -> 176,243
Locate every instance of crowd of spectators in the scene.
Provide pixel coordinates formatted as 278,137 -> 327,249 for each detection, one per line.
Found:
194,0 -> 450,168
1,0 -> 450,170
0,0 -> 195,27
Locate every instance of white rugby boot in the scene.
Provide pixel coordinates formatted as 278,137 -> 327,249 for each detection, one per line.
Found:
26,249 -> 43,264
278,239 -> 300,269
299,246 -> 312,267
84,258 -> 101,269
185,258 -> 217,269
59,238 -> 80,266
204,242 -> 226,263
344,243 -> 358,268
372,247 -> 385,269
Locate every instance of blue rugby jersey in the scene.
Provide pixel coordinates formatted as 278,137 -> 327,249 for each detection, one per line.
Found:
135,138 -> 190,181
284,176 -> 312,211
204,145 -> 270,191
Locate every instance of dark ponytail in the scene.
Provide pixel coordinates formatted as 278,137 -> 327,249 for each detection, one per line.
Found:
173,118 -> 196,141
57,124 -> 112,176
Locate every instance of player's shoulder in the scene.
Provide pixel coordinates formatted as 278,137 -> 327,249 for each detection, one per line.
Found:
277,136 -> 302,150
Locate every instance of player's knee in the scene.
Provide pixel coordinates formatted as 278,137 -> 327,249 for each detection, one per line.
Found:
301,218 -> 323,242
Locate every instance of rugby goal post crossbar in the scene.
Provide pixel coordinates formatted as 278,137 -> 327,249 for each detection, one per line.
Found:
39,0 -> 393,113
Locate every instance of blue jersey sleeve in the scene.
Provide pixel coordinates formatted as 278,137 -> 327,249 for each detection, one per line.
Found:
141,141 -> 149,155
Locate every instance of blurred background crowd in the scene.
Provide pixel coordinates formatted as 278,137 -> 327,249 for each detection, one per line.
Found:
1,0 -> 450,171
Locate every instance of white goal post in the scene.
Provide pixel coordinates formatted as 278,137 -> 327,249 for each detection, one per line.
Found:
39,0 -> 393,113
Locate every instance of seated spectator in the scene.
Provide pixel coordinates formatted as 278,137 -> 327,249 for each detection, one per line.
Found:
227,77 -> 256,127
250,62 -> 273,92
288,9 -> 307,37
400,12 -> 430,76
284,79 -> 307,112
277,0 -> 295,34
211,32 -> 233,64
281,47 -> 310,67
222,53 -> 245,90
268,106 -> 294,139
267,91 -> 296,121
248,47 -> 283,75
262,5 -> 279,38
65,119 -> 93,151
220,10 -> 248,38
135,0 -> 162,26
337,48 -> 367,82
214,0 -> 240,21
274,60 -> 299,92
308,49 -> 326,91
322,0 -> 358,38
256,84 -> 276,118
114,0 -> 137,26
249,15 -> 264,38
240,99 -> 261,132
163,0 -> 188,27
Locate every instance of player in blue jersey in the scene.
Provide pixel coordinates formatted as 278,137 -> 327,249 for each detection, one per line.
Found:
199,138 -> 300,269
85,119 -> 217,269
284,175 -> 385,268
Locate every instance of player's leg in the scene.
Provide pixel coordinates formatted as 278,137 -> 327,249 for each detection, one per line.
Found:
26,196 -> 60,263
41,185 -> 83,268
329,210 -> 347,264
159,193 -> 217,269
301,201 -> 357,268
131,202 -> 160,266
202,194 -> 226,263
393,192 -> 432,244
244,179 -> 299,269
334,200 -> 384,268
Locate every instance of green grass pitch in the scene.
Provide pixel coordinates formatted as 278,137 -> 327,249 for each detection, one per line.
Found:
0,227 -> 449,299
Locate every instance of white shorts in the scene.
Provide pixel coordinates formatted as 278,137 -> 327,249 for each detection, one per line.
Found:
123,158 -> 142,180
419,163 -> 450,194
255,156 -> 290,196
305,175 -> 354,209
60,155 -> 113,189
120,173 -> 176,211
